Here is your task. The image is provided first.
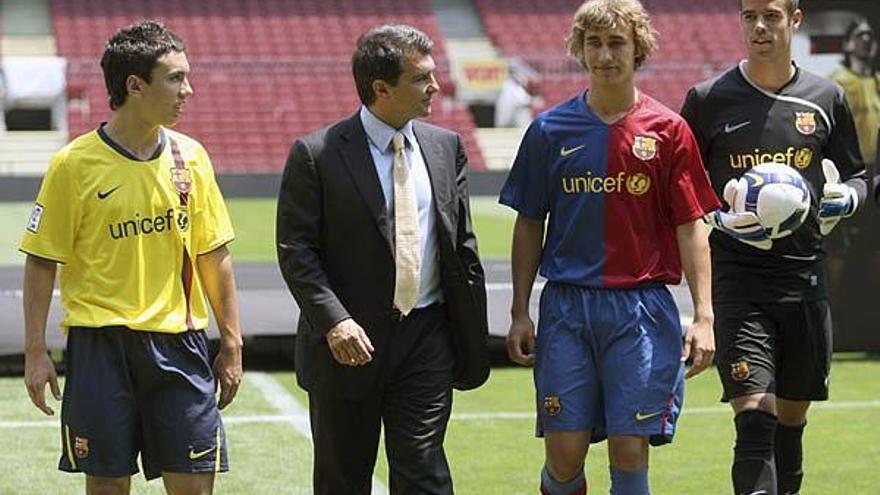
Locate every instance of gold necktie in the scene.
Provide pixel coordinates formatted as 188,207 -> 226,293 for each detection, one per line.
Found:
392,133 -> 421,315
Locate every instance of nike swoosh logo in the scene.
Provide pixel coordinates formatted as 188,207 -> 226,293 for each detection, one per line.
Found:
560,144 -> 586,157
97,186 -> 120,200
634,410 -> 663,421
724,121 -> 751,134
188,446 -> 216,460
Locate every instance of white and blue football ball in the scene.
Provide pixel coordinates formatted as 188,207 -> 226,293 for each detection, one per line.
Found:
732,163 -> 811,240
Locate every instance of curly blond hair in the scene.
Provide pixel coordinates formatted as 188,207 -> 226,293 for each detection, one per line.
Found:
566,0 -> 658,70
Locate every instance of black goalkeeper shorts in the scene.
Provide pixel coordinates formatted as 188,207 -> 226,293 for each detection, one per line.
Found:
714,300 -> 832,402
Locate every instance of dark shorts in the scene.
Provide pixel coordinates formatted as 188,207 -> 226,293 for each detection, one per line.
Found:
59,326 -> 228,480
714,300 -> 832,402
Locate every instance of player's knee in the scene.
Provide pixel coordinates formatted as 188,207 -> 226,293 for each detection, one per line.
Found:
85,475 -> 130,495
161,472 -> 214,495
608,437 -> 649,471
731,393 -> 776,415
545,432 -> 590,481
545,441 -> 586,481
546,456 -> 585,482
776,399 -> 810,426
734,409 -> 778,458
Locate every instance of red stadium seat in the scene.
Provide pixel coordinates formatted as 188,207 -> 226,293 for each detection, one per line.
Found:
472,0 -> 741,113
51,0 -> 485,172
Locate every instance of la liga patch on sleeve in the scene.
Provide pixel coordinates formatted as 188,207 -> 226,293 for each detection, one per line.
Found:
27,203 -> 44,233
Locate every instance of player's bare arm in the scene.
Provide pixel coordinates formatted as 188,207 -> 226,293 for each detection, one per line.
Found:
22,254 -> 61,415
676,220 -> 715,379
507,214 -> 544,366
326,318 -> 374,367
196,244 -> 243,409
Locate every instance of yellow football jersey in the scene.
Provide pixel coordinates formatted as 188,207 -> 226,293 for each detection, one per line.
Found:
828,67 -> 880,164
20,127 -> 234,333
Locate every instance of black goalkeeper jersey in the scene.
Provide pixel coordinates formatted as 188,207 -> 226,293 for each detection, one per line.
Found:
681,62 -> 867,303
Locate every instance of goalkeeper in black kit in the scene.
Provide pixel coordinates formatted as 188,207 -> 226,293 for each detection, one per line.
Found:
679,0 -> 867,494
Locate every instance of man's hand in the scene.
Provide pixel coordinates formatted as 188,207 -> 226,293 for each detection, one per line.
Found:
24,351 -> 61,416
682,319 -> 715,379
213,339 -> 243,410
818,159 -> 857,235
506,315 -> 536,366
326,318 -> 374,366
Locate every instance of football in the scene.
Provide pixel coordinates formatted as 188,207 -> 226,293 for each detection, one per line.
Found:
730,163 -> 811,240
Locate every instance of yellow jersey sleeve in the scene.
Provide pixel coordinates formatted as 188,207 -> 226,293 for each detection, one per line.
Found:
191,145 -> 235,255
19,150 -> 82,263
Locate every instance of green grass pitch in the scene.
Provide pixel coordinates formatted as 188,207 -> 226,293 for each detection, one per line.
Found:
1,357 -> 878,493
0,197 -> 515,266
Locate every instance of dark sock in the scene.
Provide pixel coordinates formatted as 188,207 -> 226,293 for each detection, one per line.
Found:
540,465 -> 587,495
610,466 -> 649,495
775,422 -> 806,494
733,409 -> 778,495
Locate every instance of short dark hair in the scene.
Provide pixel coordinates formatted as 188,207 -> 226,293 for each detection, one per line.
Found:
740,0 -> 799,17
100,21 -> 186,110
351,24 -> 433,106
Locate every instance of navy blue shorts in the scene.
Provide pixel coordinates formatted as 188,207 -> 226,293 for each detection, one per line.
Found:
59,326 -> 228,480
534,282 -> 685,446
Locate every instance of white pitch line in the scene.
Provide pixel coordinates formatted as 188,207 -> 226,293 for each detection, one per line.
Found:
247,372 -> 389,495
4,398 -> 879,429
448,399 -> 880,421
245,372 -> 312,437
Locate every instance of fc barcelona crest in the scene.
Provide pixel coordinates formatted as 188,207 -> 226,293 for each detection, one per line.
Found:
795,112 -> 816,135
170,167 -> 193,194
730,360 -> 750,382
632,135 -> 657,161
74,436 -> 89,459
543,395 -> 562,416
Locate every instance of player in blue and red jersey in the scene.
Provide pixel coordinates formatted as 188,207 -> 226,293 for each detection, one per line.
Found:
500,1 -> 720,494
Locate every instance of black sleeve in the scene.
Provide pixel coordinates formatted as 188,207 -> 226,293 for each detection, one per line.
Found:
825,89 -> 867,208
680,87 -> 709,165
275,138 -> 350,335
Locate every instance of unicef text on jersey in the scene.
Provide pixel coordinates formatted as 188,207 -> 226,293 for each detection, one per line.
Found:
728,146 -> 813,170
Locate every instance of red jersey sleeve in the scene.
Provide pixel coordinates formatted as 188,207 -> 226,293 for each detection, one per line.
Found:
666,119 -> 721,226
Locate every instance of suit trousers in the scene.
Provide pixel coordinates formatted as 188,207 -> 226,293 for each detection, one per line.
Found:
308,304 -> 455,495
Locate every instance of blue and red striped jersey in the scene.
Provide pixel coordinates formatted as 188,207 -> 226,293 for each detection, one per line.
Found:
500,91 -> 720,288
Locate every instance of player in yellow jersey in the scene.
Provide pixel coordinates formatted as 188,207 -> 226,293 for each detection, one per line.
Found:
20,21 -> 243,495
828,19 -> 879,167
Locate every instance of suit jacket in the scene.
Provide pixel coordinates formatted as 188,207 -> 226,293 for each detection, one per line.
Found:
276,112 -> 489,398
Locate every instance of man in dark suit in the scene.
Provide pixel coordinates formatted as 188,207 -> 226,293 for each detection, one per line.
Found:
276,24 -> 489,495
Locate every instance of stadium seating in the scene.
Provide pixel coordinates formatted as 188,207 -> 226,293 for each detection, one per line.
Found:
51,0 -> 485,172
472,0 -> 743,112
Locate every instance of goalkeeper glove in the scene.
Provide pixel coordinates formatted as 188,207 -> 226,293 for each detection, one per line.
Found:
703,177 -> 773,250
817,158 -> 857,236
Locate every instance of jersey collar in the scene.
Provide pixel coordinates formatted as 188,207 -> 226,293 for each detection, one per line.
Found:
737,59 -> 800,95
97,123 -> 168,162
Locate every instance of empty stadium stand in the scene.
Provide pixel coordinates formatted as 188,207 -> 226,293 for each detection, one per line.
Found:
472,0 -> 743,112
51,0 -> 486,172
